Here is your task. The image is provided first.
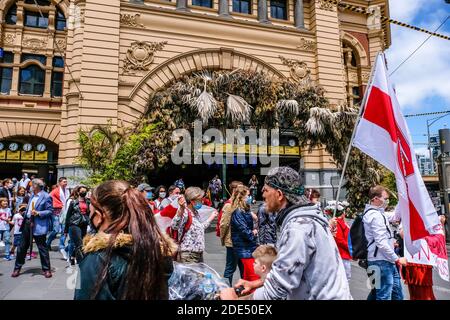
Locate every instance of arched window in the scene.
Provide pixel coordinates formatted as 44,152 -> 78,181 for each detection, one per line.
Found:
342,43 -> 362,107
5,4 -> 17,25
19,65 -> 45,96
55,9 -> 66,31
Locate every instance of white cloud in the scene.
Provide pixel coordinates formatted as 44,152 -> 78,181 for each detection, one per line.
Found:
414,147 -> 430,156
388,0 -> 423,22
385,0 -> 450,111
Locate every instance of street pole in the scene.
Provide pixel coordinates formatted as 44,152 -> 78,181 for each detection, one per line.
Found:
427,119 -> 434,173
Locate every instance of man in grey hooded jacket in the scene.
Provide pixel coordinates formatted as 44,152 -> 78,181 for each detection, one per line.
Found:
220,167 -> 352,300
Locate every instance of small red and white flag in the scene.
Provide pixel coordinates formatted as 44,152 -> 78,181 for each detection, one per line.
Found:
352,53 -> 448,280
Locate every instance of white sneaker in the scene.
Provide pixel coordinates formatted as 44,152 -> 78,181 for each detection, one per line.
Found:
60,248 -> 68,260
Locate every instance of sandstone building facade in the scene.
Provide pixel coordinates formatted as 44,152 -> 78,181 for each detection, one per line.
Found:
0,0 -> 390,198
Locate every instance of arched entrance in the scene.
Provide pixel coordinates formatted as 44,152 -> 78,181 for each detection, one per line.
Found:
0,136 -> 59,186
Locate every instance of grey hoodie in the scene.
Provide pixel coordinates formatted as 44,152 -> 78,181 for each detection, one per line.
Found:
253,204 -> 352,300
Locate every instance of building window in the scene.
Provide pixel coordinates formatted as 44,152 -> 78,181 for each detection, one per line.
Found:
352,86 -> 361,106
233,0 -> 251,14
21,54 -> 47,66
55,9 -> 66,31
192,0 -> 213,8
270,0 -> 287,20
5,4 -> 17,25
24,10 -> 49,28
51,57 -> 64,97
0,68 -> 13,94
19,65 -> 45,96
53,57 -> 64,68
1,52 -> 15,64
51,72 -> 63,97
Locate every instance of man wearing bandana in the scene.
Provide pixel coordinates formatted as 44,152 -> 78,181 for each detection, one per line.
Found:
220,166 -> 352,300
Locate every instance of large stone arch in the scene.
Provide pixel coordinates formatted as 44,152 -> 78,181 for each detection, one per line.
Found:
0,121 -> 60,144
340,31 -> 369,67
123,48 -> 287,123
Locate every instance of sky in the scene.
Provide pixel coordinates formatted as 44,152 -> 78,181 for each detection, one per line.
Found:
384,0 -> 450,156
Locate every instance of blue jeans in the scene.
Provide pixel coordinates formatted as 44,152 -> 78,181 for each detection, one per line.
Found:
224,246 -> 244,285
0,229 -> 11,257
46,215 -> 66,250
367,260 -> 403,300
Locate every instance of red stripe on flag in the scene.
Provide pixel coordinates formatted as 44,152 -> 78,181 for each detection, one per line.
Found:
409,199 -> 430,240
363,86 -> 430,241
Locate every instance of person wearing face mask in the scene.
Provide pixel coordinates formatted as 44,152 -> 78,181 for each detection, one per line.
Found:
75,180 -> 176,300
137,183 -> 155,209
64,186 -> 90,265
154,186 -> 169,211
230,185 -> 259,282
363,185 -> 407,300
170,187 -> 218,263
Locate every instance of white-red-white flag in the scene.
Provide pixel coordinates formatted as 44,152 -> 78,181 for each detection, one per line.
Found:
352,54 -> 445,262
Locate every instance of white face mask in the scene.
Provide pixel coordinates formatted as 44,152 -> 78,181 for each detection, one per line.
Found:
159,192 -> 166,198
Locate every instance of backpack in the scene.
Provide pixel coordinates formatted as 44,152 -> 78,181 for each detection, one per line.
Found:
349,208 -> 391,261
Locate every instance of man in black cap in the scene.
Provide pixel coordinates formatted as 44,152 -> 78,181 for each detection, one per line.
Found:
220,166 -> 352,300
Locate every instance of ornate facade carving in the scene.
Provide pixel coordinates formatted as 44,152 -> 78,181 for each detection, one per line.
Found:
361,72 -> 370,83
3,33 -> 16,45
279,56 -> 311,86
123,41 -> 167,74
120,14 -> 145,28
297,37 -> 316,52
55,39 -> 67,50
22,37 -> 48,52
318,0 -> 336,11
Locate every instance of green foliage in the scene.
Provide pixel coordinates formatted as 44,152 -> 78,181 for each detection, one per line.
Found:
77,121 -> 159,186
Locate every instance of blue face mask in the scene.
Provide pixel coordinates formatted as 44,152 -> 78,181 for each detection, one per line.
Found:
193,202 -> 202,210
246,196 -> 253,205
146,192 -> 153,200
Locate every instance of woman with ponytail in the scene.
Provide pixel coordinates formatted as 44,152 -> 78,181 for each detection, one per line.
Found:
74,180 -> 177,300
230,185 -> 259,282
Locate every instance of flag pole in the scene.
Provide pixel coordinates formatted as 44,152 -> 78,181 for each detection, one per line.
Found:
333,53 -> 381,217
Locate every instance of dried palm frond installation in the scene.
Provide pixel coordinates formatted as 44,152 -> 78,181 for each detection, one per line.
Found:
78,69 -> 385,210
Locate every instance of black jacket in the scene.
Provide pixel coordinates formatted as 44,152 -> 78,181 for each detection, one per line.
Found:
64,199 -> 90,233
74,232 -> 176,300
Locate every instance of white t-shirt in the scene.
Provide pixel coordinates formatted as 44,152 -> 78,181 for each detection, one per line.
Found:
12,213 -> 24,235
26,194 -> 40,218
0,208 -> 11,231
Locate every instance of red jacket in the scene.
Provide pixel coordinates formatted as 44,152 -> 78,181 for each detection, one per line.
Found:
216,199 -> 232,237
50,187 -> 69,210
334,216 -> 352,260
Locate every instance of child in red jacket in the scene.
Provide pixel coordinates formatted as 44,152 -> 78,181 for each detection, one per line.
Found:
332,214 -> 352,281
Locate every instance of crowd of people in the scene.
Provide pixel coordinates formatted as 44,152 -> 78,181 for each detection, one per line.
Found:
0,167 -> 447,300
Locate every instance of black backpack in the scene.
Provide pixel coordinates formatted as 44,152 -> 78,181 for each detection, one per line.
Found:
349,208 -> 391,261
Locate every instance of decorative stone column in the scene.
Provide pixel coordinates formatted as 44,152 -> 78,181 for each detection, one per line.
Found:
176,0 -> 189,11
219,0 -> 231,17
257,0 -> 269,24
294,0 -> 305,29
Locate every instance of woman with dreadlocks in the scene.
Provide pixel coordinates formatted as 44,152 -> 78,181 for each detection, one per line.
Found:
74,180 -> 177,300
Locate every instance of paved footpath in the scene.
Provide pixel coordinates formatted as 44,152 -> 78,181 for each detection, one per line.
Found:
1,228 -> 450,300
